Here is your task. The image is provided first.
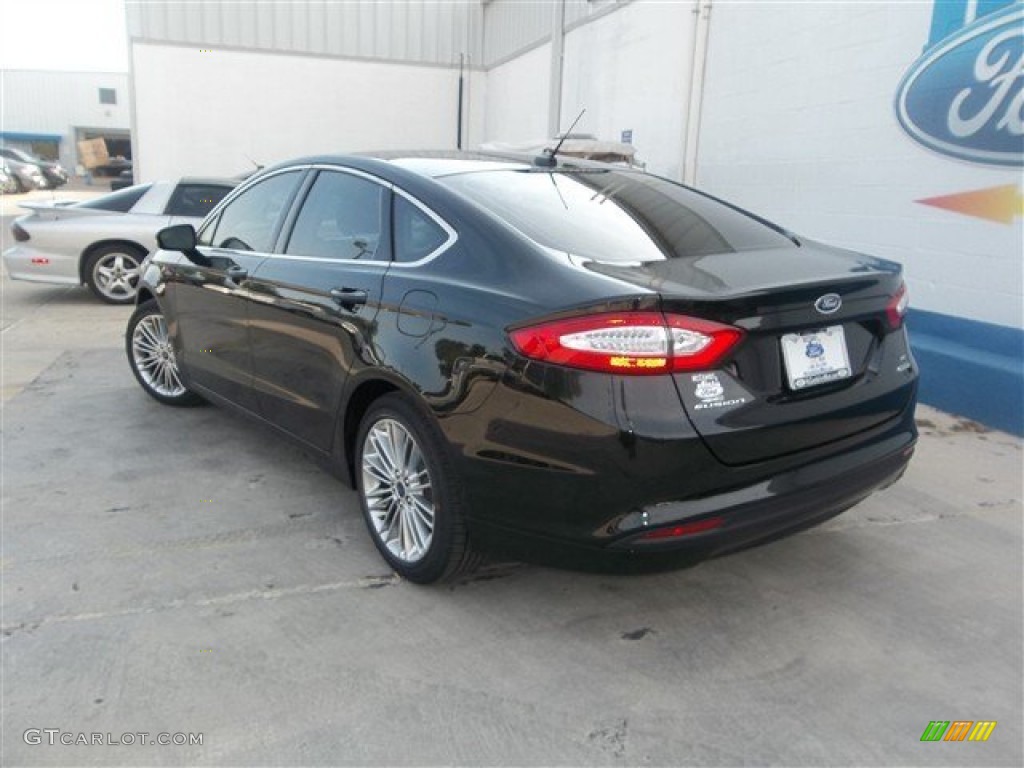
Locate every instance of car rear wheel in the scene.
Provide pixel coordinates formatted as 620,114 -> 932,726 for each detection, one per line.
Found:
356,394 -> 480,584
126,301 -> 203,406
85,244 -> 144,304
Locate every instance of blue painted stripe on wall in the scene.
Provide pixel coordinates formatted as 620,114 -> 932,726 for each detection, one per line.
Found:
907,308 -> 1024,435
0,132 -> 64,143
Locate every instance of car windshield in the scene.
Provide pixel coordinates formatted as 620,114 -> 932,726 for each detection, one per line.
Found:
75,184 -> 153,213
439,169 -> 795,263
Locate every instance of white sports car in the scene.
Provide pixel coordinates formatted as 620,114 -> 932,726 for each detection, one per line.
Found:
3,178 -> 236,304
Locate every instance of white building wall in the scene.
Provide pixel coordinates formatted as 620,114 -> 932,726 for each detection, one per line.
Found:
560,0 -> 694,178
696,1 -> 1022,330
0,69 -> 130,168
131,42 -> 482,180
482,42 -> 551,144
480,1 -> 695,177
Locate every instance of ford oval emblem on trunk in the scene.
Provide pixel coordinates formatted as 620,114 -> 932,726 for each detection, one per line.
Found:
815,293 -> 842,314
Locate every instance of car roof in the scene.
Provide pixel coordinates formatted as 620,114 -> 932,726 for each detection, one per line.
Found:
361,150 -> 532,177
177,176 -> 239,187
261,150 -> 624,181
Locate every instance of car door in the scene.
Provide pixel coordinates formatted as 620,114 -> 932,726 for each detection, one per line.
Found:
165,169 -> 306,411
247,167 -> 391,450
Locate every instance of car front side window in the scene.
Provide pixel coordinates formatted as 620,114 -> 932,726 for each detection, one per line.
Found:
210,171 -> 303,252
284,171 -> 387,261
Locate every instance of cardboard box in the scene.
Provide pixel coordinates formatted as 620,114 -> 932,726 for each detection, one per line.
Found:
77,138 -> 109,170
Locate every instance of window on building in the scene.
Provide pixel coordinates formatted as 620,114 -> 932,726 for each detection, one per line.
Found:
99,88 -> 117,105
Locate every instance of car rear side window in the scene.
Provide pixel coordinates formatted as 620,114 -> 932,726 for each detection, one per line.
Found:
439,170 -> 795,263
165,184 -> 234,218
208,171 -> 302,252
393,194 -> 449,263
284,171 -> 386,261
75,184 -> 153,213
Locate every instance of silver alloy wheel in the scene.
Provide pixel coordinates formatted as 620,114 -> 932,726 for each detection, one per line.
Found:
361,418 -> 435,563
131,314 -> 187,398
93,252 -> 141,300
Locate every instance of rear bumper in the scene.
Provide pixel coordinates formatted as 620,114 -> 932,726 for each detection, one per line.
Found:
466,430 -> 914,569
2,245 -> 79,285
609,432 -> 913,555
450,363 -> 917,569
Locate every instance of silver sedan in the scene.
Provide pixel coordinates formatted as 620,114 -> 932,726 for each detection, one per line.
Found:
3,178 -> 236,304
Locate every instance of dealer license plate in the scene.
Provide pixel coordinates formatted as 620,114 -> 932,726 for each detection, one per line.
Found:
781,325 -> 852,390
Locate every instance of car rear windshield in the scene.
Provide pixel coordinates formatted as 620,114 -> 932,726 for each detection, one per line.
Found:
438,169 -> 795,263
75,184 -> 152,213
2,148 -> 36,163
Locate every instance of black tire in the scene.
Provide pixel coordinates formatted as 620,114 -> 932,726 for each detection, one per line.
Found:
355,393 -> 481,584
84,244 -> 145,304
126,300 -> 203,407
13,176 -> 26,193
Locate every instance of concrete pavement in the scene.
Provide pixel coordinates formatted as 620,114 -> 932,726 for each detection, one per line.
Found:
1,231 -> 1021,765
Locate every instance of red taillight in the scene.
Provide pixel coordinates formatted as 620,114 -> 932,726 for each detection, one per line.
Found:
886,282 -> 909,330
12,222 -> 29,242
639,517 -> 725,540
509,311 -> 743,375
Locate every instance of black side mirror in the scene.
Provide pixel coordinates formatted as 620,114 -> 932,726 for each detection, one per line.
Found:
157,224 -> 197,252
156,224 -> 209,265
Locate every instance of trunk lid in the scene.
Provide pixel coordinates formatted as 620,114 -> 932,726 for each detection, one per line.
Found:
582,242 -> 916,465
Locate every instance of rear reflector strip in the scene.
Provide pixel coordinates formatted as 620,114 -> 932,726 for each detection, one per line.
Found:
30,257 -> 50,265
638,516 -> 725,540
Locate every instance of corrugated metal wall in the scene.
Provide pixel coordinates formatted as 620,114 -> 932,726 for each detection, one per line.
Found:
1,69 -> 131,170
126,1 -> 631,71
1,70 -> 130,134
127,0 -> 483,67
482,0 -> 551,67
482,0 -> 629,67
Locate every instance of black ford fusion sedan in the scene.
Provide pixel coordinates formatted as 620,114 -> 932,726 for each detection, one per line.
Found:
126,151 -> 917,583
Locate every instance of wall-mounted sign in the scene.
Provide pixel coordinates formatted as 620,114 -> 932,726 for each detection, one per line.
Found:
895,1 -> 1023,167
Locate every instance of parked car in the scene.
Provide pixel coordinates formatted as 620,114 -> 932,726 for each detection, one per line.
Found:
111,169 -> 134,191
0,162 -> 19,194
0,147 -> 68,188
126,152 -> 918,583
93,156 -> 132,178
1,155 -> 48,191
3,178 -> 237,303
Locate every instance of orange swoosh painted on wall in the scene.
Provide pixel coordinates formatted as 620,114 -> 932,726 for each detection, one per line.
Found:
916,185 -> 1024,225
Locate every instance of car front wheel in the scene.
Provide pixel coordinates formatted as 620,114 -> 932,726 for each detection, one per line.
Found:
356,394 -> 480,584
126,301 -> 202,406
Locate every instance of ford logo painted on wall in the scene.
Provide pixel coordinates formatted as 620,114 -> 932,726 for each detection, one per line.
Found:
895,3 -> 1024,167
814,293 -> 842,315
